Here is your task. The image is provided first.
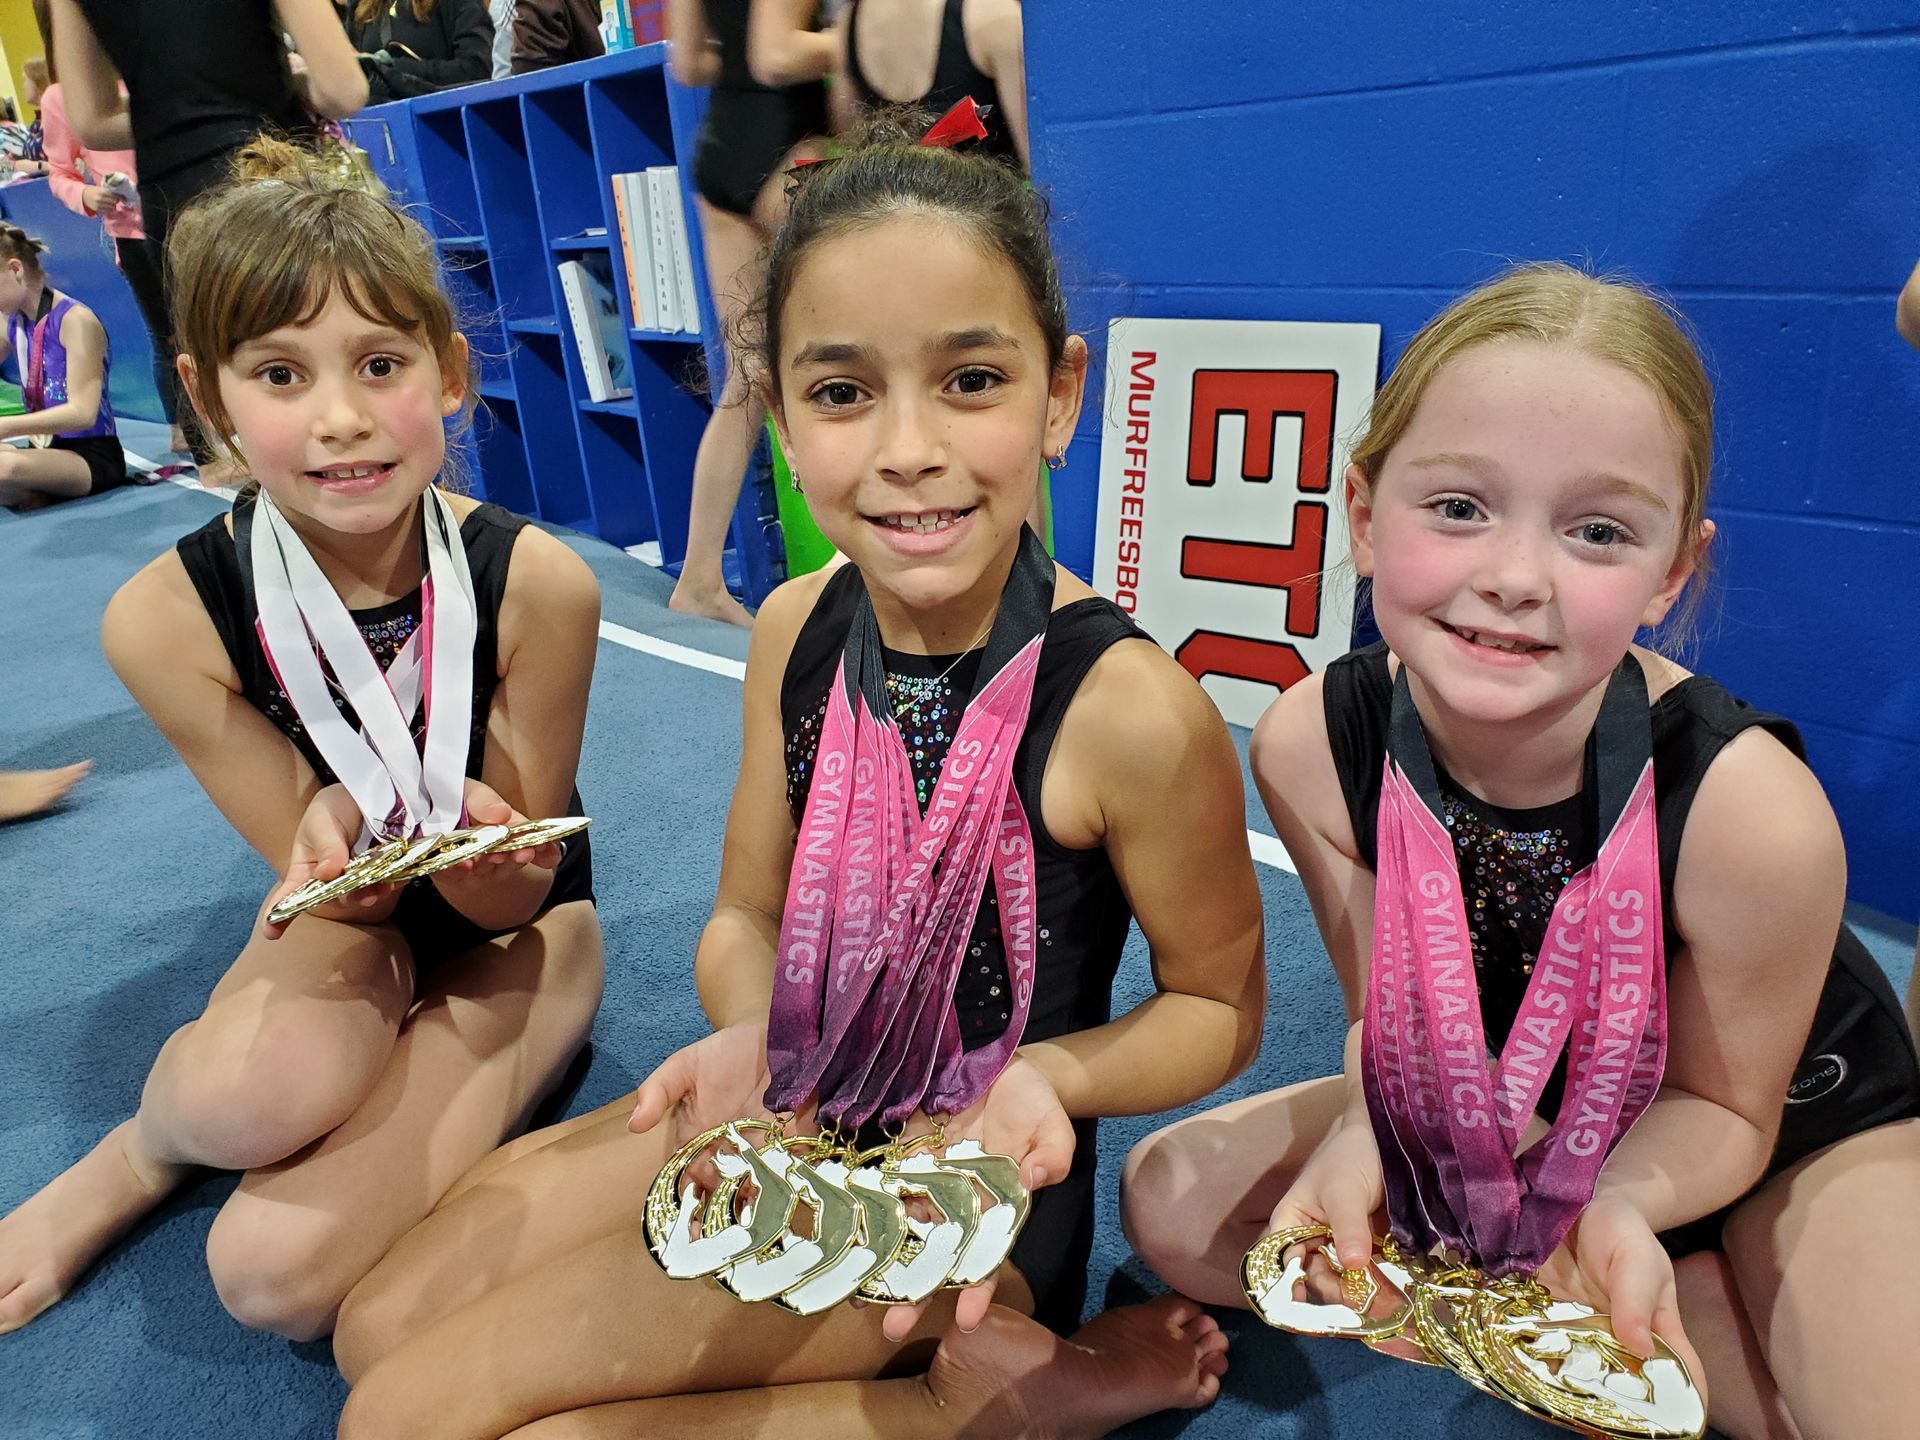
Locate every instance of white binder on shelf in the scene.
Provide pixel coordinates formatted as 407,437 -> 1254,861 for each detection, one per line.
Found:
557,254 -> 633,402
643,167 -> 683,332
659,167 -> 703,336
610,172 -> 656,331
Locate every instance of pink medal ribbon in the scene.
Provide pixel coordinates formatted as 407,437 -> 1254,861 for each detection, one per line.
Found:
765,528 -> 1052,1133
1363,659 -> 1667,1275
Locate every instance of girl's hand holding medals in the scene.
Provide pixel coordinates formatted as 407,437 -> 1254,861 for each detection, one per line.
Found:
876,1052 -> 1075,1339
635,1026 -> 1065,1332
1245,1126 -> 1709,1438
262,783 -> 404,940
1534,1194 -> 1703,1389
264,777 -> 590,932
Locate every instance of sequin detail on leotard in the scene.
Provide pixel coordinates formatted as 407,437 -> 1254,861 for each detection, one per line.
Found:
258,593 -> 423,749
1440,790 -> 1579,979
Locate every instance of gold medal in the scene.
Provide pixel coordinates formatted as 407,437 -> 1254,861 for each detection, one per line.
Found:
1240,1224 -> 1413,1341
645,1121 -> 1025,1315
402,823 -> 513,878
1462,1287 -> 1707,1440
266,837 -> 413,926
643,1120 -> 784,1280
491,815 -> 591,850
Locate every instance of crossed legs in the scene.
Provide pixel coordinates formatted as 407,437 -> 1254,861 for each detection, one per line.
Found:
0,897 -> 602,1339
1122,1081 -> 1920,1440
335,1096 -> 1227,1440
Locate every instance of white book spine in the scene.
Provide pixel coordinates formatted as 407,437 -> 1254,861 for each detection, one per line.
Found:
661,166 -> 702,336
558,260 -> 615,401
645,167 -> 683,332
611,172 -> 654,331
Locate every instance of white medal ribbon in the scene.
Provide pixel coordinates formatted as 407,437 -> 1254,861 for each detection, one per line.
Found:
250,487 -> 478,850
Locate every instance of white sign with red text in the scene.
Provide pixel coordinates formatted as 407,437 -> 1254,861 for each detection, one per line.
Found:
1094,317 -> 1381,729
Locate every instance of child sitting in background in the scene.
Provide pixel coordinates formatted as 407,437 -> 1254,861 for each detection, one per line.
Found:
0,222 -> 126,508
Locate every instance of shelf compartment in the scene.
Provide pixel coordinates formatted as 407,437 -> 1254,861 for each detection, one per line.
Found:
415,107 -> 483,238
509,330 -> 596,532
629,325 -> 700,345
521,87 -> 602,240
578,405 -> 654,547
468,397 -> 536,514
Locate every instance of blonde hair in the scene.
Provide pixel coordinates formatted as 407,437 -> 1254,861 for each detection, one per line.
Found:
1349,262 -> 1714,646
168,135 -> 475,485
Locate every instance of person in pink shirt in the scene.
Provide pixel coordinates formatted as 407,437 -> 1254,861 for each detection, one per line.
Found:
35,2 -> 185,456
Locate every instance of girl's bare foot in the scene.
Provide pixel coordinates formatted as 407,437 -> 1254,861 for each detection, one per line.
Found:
0,1120 -> 187,1334
927,1293 -> 1229,1439
0,762 -> 92,821
668,578 -> 754,628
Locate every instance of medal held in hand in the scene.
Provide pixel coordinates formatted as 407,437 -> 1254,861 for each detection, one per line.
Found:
266,816 -> 591,926
1242,661 -> 1705,1439
643,530 -> 1057,1311
246,487 -> 592,929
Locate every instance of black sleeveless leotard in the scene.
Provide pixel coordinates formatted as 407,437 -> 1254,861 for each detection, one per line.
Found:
692,0 -> 829,217
1324,642 -> 1920,1254
175,497 -> 595,972
844,0 -> 1022,167
782,565 -> 1147,1330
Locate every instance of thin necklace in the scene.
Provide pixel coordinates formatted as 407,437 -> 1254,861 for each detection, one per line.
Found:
890,618 -> 993,719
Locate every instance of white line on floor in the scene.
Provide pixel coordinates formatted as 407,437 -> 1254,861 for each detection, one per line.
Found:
598,620 -> 747,680
595,616 -> 1297,874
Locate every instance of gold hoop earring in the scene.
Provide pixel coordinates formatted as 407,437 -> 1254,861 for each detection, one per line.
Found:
1045,452 -> 1067,472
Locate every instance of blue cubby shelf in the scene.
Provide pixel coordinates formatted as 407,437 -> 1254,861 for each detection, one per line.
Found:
630,325 -> 702,345
342,45 -> 776,600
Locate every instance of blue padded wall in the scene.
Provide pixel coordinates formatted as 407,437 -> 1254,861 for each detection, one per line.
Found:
1027,4 -> 1920,919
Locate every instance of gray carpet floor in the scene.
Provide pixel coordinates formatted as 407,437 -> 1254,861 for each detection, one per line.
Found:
2,481 -> 1911,1440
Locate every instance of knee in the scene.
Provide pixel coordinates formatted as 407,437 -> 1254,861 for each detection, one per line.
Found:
1119,1127 -> 1205,1274
205,1207 -> 354,1341
332,1266 -> 410,1385
150,1020 -> 382,1171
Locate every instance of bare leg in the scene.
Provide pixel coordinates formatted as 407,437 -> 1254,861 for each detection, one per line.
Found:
205,901 -> 604,1339
337,1103 -> 1221,1440
0,909 -> 415,1334
1715,1118 -> 1920,1437
0,761 -> 92,820
0,446 -> 94,506
1121,1074 -> 1346,1307
495,1297 -> 1229,1440
1672,1249 -> 1801,1440
334,1095 -> 657,1381
670,139 -> 824,627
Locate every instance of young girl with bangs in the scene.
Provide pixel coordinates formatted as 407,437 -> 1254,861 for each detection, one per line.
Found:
328,114 -> 1260,1440
1123,264 -> 1920,1439
0,138 -> 604,1341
